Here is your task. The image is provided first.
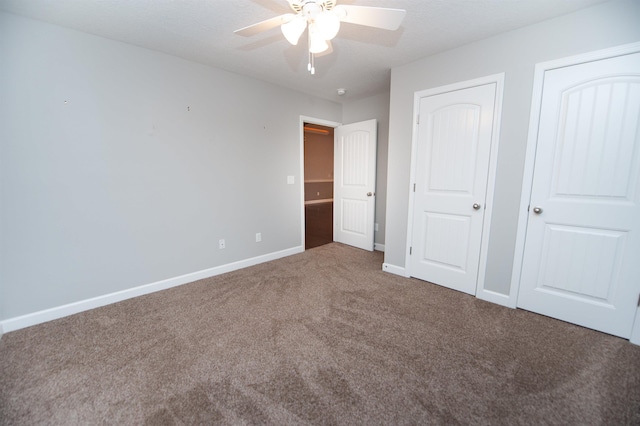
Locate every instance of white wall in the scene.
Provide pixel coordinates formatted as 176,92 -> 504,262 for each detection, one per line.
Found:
0,12 -> 342,322
343,91 -> 390,248
385,0 -> 640,295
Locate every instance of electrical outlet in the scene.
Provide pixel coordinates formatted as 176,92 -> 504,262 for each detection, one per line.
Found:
256,233 -> 262,242
219,239 -> 225,249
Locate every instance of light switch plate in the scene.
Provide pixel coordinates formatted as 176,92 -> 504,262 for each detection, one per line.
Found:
287,176 -> 295,185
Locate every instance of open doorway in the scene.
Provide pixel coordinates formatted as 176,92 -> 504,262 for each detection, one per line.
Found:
303,123 -> 334,249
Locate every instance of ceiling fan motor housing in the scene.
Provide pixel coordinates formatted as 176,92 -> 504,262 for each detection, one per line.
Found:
289,0 -> 336,14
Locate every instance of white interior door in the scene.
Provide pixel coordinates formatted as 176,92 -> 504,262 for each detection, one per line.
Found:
517,51 -> 640,338
410,83 -> 497,295
334,119 -> 377,251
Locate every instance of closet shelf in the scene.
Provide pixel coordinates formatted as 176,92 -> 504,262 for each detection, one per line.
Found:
304,199 -> 333,205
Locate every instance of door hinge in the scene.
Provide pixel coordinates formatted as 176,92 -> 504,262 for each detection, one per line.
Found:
637,293 -> 640,307
527,204 -> 530,212
410,246 -> 412,255
416,114 -> 420,125
413,183 -> 416,192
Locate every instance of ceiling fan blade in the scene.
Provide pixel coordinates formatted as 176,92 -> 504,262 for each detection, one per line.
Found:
333,5 -> 406,31
234,13 -> 296,37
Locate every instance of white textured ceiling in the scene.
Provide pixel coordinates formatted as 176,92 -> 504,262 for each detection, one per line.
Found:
0,0 -> 609,103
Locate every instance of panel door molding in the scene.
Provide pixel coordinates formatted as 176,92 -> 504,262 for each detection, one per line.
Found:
511,42 -> 640,340
334,119 -> 377,251
406,74 -> 504,299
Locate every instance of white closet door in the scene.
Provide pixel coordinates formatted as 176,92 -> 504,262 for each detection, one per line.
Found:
517,51 -> 640,338
410,83 -> 496,294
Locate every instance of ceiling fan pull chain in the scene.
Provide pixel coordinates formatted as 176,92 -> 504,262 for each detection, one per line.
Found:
307,36 -> 311,72
307,37 -> 315,75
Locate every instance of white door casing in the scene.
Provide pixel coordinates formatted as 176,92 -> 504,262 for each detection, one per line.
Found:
408,80 -> 500,295
513,44 -> 640,339
334,119 -> 377,251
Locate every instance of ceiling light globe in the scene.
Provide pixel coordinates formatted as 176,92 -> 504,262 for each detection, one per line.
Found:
309,36 -> 329,53
281,15 -> 307,45
308,23 -> 329,53
315,11 -> 340,40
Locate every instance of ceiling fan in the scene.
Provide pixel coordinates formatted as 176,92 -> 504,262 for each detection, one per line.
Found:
234,0 -> 406,75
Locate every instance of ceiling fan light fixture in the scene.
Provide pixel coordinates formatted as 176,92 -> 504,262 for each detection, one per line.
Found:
309,37 -> 329,54
314,10 -> 340,40
332,5 -> 347,20
281,15 -> 307,45
235,0 -> 407,76
308,24 -> 329,54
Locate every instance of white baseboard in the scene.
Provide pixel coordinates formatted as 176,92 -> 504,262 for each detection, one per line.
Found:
630,307 -> 640,346
382,263 -> 409,277
476,288 -> 514,308
374,243 -> 385,252
0,246 -> 304,333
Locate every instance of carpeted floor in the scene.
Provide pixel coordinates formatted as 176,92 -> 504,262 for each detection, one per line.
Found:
1,243 -> 639,425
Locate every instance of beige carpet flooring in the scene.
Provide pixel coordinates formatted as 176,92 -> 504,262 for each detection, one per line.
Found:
1,243 -> 639,425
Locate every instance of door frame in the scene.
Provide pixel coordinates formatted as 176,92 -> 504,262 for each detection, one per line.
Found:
299,115 -> 342,250
405,73 -> 505,302
509,42 -> 640,342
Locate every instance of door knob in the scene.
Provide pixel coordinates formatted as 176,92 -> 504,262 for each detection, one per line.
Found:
533,206 -> 543,214
367,192 -> 373,197
473,203 -> 481,210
